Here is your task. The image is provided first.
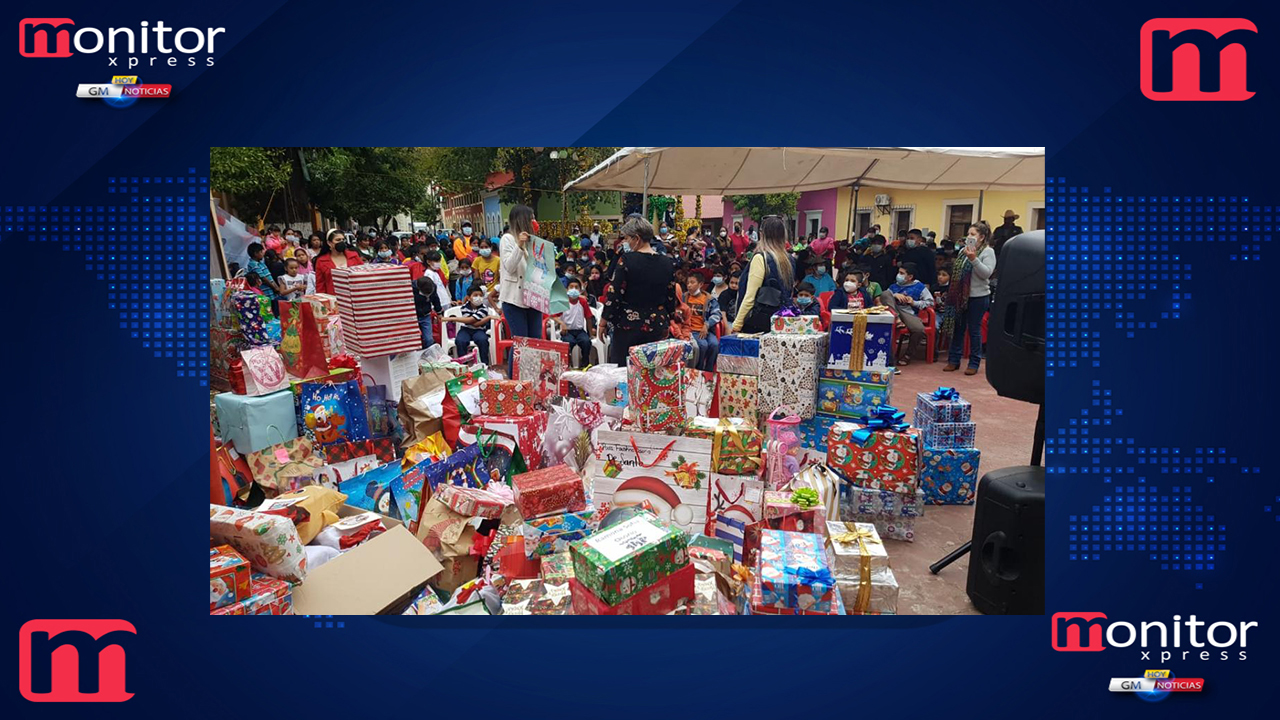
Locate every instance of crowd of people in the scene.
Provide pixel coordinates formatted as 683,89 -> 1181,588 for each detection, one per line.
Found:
232,205 -> 1018,377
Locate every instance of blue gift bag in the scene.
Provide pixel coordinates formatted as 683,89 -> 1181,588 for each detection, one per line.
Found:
298,379 -> 370,448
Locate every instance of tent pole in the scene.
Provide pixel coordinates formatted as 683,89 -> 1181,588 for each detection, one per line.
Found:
641,156 -> 650,218
977,190 -> 984,223
847,183 -> 861,240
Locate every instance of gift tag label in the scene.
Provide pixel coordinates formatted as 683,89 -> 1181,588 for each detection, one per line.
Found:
274,447 -> 291,463
331,511 -> 381,532
588,518 -> 667,562
542,582 -> 571,602
257,497 -> 301,512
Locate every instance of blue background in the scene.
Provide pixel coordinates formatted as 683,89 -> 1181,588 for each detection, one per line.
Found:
4,0 -> 1275,715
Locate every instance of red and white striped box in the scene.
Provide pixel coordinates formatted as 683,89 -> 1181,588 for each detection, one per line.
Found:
333,266 -> 420,356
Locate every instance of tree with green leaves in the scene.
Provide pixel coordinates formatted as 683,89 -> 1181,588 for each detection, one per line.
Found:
724,193 -> 801,228
210,147 -> 294,223
304,147 -> 433,231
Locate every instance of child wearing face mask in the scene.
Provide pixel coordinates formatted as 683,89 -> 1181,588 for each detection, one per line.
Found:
423,250 -> 452,308
829,270 -> 871,311
558,279 -> 596,368
450,257 -> 475,299
444,286 -> 499,364
413,275 -> 443,349
472,238 -> 500,292
801,258 -> 836,295
794,282 -> 821,316
586,264 -> 607,299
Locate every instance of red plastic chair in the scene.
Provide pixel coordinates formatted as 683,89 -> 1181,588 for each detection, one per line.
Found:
891,306 -> 937,363
817,291 -> 835,330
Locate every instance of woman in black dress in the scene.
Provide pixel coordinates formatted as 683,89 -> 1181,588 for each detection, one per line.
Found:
600,216 -> 678,364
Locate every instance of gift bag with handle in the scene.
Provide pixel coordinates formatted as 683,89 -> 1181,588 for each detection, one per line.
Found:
246,425 -> 326,497
764,406 -> 803,490
299,377 -> 371,448
238,346 -> 289,396
277,300 -> 329,379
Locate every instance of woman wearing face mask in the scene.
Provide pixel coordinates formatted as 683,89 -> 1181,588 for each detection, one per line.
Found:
729,222 -> 750,258
732,216 -> 795,334
943,220 -> 997,375
371,240 -> 399,264
499,205 -> 546,369
312,231 -> 364,295
601,216 -> 678,364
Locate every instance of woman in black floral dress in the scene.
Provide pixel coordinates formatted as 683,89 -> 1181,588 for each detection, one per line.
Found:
601,215 -> 678,364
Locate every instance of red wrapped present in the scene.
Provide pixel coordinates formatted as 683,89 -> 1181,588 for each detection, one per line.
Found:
210,545 -> 251,611
495,539 -> 543,580
322,437 -> 397,465
570,563 -> 696,615
740,509 -> 822,571
826,407 -> 922,495
435,484 -> 509,519
478,379 -> 539,416
513,463 -> 587,519
469,411 -> 549,471
210,573 -> 294,615
510,337 -> 570,407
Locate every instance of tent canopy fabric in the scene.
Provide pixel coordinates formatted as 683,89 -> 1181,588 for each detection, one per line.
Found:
563,147 -> 1045,194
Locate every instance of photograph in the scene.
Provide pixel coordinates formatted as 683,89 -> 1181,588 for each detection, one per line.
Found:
208,146 -> 1046,616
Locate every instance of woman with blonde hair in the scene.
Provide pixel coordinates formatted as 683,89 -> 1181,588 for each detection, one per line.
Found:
943,220 -> 998,375
731,215 -> 795,333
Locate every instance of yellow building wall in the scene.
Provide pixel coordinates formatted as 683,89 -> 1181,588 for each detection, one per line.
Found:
833,186 -> 1044,241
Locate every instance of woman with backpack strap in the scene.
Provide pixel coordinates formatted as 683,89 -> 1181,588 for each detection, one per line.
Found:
731,216 -> 796,334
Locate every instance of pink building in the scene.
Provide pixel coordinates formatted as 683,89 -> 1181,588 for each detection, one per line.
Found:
722,188 -> 840,239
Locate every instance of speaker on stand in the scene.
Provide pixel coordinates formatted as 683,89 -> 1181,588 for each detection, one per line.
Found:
929,230 -> 1046,615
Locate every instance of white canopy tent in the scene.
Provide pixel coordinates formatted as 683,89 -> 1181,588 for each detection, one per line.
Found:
563,147 -> 1045,236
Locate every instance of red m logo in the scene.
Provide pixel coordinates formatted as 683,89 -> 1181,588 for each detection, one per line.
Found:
1051,612 -> 1108,652
18,18 -> 74,58
19,620 -> 136,702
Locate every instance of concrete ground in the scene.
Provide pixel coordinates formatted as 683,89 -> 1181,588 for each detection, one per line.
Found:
883,355 -> 1040,615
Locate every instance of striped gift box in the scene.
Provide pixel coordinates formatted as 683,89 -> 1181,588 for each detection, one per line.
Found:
332,266 -> 420,356
713,514 -> 746,562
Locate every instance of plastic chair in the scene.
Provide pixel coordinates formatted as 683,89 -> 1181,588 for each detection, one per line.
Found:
818,290 -> 835,330
891,305 -> 937,364
439,305 -> 465,358
589,304 -> 608,365
491,315 -> 514,368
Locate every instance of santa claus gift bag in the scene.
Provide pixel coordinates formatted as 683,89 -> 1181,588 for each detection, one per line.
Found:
510,337 -> 570,408
277,300 -> 329,379
298,378 -> 371,449
627,339 -> 694,432
592,428 -> 726,535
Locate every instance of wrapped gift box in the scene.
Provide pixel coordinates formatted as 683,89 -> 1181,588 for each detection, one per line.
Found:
716,334 -> 762,376
754,529 -> 836,613
214,390 -> 299,456
816,368 -> 895,420
627,339 -> 695,433
495,539 -> 542,580
826,308 -> 895,371
835,566 -> 899,615
920,446 -> 981,505
770,312 -> 824,334
758,332 -> 828,420
682,369 -> 720,419
540,552 -> 576,584
826,409 -> 922,494
570,514 -> 688,606
511,337 -> 570,408
502,578 -> 573,615
479,379 -> 539,416
764,490 -> 828,526
210,545 -> 252,611
749,580 -> 846,615
332,265 -> 421,357
716,373 -> 758,421
513,464 -> 587,519
209,504 -> 308,582
682,571 -> 737,615
469,411 -> 549,472
837,485 -> 925,542
570,562 -> 696,615
522,507 -> 597,557
796,414 -> 837,467
435,484 -> 510,519
303,293 -> 346,360
682,417 -> 763,475
210,326 -> 247,391
918,418 -> 977,449
825,521 -> 890,577
210,573 -> 294,615
914,387 -> 972,424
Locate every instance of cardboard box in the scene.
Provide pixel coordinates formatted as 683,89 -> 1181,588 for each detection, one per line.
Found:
570,563 -> 696,615
570,514 -> 688,606
816,368 -> 895,421
292,506 -> 444,615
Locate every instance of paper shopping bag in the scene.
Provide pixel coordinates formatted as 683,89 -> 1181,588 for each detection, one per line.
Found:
239,346 -> 289,396
520,234 -> 570,315
277,300 -> 329,379
232,291 -> 272,346
299,378 -> 371,448
397,368 -> 460,448
424,444 -> 499,491
213,436 -> 254,506
247,427 -> 325,497
339,462 -> 403,521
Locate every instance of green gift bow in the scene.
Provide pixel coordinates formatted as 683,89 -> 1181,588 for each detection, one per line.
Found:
790,487 -> 821,509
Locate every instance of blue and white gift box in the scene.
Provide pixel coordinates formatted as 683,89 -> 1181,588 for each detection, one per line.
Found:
817,368 -> 894,420
918,418 -> 976,449
826,309 -> 895,372
214,389 -> 299,455
717,333 -> 763,376
914,387 -> 972,424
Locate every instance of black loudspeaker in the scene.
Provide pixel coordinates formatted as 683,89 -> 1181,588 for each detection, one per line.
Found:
986,230 -> 1045,405
966,466 -> 1045,615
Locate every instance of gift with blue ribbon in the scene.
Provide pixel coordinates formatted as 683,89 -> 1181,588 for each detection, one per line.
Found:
756,529 -> 837,612
850,405 -> 910,443
915,386 -> 972,424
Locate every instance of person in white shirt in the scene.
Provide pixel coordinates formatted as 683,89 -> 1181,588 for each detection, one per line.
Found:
558,278 -> 596,368
277,257 -> 308,302
499,204 -> 544,372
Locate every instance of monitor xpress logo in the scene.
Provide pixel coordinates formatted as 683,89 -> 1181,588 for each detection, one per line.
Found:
18,620 -> 137,702
1052,612 -> 1258,661
19,18 -> 223,67
1140,18 -> 1257,100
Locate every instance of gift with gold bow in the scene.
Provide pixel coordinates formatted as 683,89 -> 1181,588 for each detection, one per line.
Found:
682,416 -> 763,475
825,521 -> 898,615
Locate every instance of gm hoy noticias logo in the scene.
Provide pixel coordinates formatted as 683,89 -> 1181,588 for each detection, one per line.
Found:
1052,612 -> 1258,661
1140,18 -> 1257,100
18,620 -> 137,702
